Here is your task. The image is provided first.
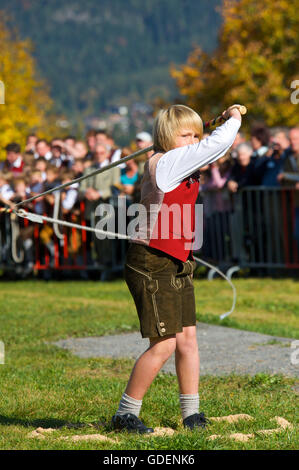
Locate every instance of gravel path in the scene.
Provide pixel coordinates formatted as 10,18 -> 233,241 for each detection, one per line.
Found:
54,323 -> 299,377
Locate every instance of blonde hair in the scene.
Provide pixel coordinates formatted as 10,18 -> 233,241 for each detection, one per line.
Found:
153,104 -> 203,153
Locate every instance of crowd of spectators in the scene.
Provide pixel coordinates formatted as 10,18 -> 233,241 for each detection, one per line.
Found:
0,129 -> 154,276
0,130 -> 154,211
199,126 -> 299,213
0,123 -> 298,275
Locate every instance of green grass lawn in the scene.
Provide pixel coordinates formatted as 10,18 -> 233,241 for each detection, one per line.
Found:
0,278 -> 298,450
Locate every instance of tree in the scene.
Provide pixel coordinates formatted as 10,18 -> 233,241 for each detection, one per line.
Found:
0,15 -> 53,156
171,0 -> 299,127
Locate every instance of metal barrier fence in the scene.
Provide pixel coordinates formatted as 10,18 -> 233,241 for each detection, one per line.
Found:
199,186 -> 299,271
0,187 -> 298,277
0,197 -> 128,278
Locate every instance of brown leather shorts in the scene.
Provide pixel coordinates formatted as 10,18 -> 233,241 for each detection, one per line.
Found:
124,243 -> 197,338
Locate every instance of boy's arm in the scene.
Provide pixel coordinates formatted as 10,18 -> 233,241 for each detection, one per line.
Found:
156,116 -> 241,193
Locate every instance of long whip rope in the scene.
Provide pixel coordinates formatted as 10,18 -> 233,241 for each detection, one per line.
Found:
16,207 -> 236,319
193,256 -> 236,320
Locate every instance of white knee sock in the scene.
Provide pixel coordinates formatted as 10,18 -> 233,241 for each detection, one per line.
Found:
179,393 -> 199,420
116,393 -> 143,417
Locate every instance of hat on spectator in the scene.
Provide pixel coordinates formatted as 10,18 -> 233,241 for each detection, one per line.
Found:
136,132 -> 152,142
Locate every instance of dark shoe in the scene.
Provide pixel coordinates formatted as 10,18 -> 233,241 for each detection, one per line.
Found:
111,413 -> 154,434
183,412 -> 209,430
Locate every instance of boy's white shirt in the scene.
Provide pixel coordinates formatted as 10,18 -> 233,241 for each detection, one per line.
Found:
156,117 -> 241,193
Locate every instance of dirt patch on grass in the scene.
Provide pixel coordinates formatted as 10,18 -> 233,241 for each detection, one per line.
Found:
27,415 -> 293,444
27,427 -> 117,443
208,415 -> 293,442
209,413 -> 254,424
61,433 -> 116,443
28,427 -> 56,439
151,427 -> 175,437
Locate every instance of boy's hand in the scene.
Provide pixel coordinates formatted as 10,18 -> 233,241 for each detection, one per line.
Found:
222,105 -> 243,121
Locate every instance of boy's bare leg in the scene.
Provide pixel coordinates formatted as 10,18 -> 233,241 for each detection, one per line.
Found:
125,334 -> 176,400
175,326 -> 200,394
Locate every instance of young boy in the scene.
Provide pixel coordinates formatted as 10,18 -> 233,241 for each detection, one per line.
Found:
111,104 -> 242,433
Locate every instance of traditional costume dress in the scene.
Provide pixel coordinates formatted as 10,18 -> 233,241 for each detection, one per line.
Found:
125,117 -> 241,338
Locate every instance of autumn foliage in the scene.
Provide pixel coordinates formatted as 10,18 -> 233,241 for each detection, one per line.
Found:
171,0 -> 299,127
0,15 -> 53,155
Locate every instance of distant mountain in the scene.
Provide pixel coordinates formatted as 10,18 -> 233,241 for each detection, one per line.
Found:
0,0 -> 222,116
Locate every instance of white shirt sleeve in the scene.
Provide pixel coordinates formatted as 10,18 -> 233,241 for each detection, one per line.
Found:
156,117 -> 241,193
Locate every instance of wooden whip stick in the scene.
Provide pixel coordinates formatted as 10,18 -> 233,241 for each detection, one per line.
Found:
203,104 -> 247,130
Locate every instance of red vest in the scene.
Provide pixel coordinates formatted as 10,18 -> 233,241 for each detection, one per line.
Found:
149,176 -> 200,261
